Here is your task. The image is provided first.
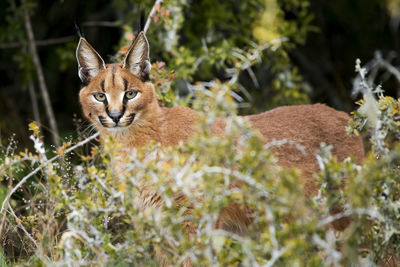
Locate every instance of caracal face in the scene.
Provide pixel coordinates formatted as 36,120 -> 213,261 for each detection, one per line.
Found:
77,32 -> 155,133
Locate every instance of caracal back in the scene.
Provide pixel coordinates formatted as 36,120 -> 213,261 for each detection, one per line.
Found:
246,104 -> 364,195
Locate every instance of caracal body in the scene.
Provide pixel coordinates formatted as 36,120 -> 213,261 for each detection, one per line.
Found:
76,32 -> 364,236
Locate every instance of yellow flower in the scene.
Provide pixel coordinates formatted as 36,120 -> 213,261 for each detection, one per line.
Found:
163,163 -> 170,169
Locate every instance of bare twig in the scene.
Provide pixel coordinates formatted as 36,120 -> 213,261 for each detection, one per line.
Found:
264,138 -> 306,155
375,51 -> 400,83
246,67 -> 260,89
0,132 -> 100,216
353,51 -> 400,96
0,36 -> 75,49
262,245 -> 290,267
312,233 -> 341,267
7,203 -> 39,249
22,0 -> 60,146
317,208 -> 384,228
144,0 -> 164,33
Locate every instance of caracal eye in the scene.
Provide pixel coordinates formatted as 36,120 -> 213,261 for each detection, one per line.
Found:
93,93 -> 106,102
125,90 -> 138,100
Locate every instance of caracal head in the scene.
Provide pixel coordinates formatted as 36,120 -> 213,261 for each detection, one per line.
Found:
76,32 -> 158,133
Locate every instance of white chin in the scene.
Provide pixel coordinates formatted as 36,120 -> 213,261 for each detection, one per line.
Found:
106,126 -> 129,132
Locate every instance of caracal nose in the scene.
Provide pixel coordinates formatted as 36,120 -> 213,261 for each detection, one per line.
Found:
108,110 -> 123,123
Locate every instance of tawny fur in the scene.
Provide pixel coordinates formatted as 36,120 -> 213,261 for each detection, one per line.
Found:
77,32 -> 365,263
80,67 -> 364,195
79,65 -> 364,223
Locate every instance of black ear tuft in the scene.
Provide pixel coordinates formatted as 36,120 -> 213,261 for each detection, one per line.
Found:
74,21 -> 85,38
140,10 -> 145,32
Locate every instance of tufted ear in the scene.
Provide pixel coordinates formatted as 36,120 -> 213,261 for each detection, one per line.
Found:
121,31 -> 151,81
76,37 -> 106,84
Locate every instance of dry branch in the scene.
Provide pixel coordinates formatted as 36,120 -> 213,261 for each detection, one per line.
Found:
144,0 -> 164,33
22,0 -> 60,146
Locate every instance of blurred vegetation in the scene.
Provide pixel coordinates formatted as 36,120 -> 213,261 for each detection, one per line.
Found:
0,0 -> 400,266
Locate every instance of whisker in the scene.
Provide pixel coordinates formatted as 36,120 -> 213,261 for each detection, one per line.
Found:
87,125 -> 97,136
82,123 -> 95,136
